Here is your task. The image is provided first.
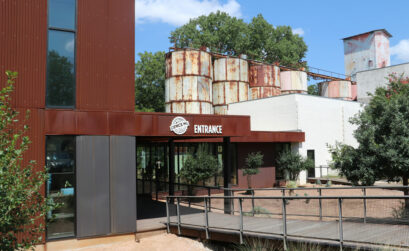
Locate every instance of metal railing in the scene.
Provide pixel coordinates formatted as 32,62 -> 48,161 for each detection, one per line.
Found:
221,186 -> 409,222
165,195 -> 409,250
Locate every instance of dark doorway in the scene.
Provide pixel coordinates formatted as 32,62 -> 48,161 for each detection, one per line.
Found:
307,150 -> 315,178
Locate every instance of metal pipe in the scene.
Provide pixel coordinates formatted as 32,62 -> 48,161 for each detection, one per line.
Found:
220,185 -> 409,192
231,190 -> 235,215
177,197 -> 181,235
166,197 -> 170,233
363,188 -> 367,223
205,197 -> 209,239
239,198 -> 243,244
166,195 -> 409,200
208,188 -> 211,212
251,189 -> 255,216
338,198 -> 343,250
282,198 -> 287,250
319,188 -> 322,221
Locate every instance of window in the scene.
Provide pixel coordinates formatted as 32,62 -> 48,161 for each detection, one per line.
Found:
46,136 -> 76,239
46,0 -> 76,108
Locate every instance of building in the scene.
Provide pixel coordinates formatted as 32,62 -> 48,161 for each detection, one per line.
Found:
343,29 -> 392,80
0,0 -> 305,244
228,94 -> 362,183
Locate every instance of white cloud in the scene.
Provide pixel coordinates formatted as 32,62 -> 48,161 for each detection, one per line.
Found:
65,39 -> 74,52
135,0 -> 242,26
391,39 -> 409,62
292,28 -> 304,36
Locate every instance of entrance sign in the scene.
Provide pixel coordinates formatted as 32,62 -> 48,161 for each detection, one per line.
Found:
194,125 -> 222,134
169,116 -> 223,135
170,117 -> 190,135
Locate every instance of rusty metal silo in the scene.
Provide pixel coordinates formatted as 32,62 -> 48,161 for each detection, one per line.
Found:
212,57 -> 249,115
318,80 -> 353,100
165,48 -> 213,114
280,70 -> 308,94
249,64 -> 281,99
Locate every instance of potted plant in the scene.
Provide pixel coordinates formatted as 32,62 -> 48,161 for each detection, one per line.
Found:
277,150 -> 314,188
243,152 -> 264,194
179,144 -> 219,196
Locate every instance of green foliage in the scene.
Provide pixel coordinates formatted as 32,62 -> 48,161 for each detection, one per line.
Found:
243,152 -> 263,176
308,84 -> 319,95
0,71 -> 57,250
329,74 -> 409,187
179,144 -> 219,185
277,150 -> 314,181
243,206 -> 271,216
170,12 -> 307,67
135,51 -> 166,112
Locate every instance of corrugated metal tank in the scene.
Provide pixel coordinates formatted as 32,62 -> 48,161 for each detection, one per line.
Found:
165,49 -> 213,114
213,57 -> 249,115
318,80 -> 353,100
280,70 -> 308,94
249,64 -> 281,99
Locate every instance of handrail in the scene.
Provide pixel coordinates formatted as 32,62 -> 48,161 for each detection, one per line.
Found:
220,185 -> 409,191
166,194 -> 409,249
166,195 -> 409,199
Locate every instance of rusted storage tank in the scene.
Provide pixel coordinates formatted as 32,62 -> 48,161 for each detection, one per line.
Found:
249,64 -> 281,99
213,57 -> 249,115
351,84 -> 357,100
165,49 -> 213,114
280,70 -> 308,94
318,80 -> 353,100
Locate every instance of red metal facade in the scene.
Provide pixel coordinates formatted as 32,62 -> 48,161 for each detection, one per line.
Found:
76,0 -> 135,111
0,0 -> 47,108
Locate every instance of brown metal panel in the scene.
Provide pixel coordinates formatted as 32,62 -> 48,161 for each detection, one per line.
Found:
76,0 -> 134,111
0,1 -> 47,108
76,111 -> 109,135
45,110 -> 77,135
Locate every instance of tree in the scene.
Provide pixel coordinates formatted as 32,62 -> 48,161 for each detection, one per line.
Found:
0,71 -> 56,250
170,12 -> 307,67
277,150 -> 313,182
308,84 -> 319,95
329,74 -> 409,191
179,144 -> 219,188
170,11 -> 248,56
242,152 -> 264,191
135,51 -> 166,112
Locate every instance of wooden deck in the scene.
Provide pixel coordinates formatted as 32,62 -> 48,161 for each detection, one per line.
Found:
167,212 -> 409,248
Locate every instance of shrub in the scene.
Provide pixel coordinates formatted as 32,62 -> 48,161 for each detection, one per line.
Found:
179,144 -> 219,186
243,152 -> 264,190
0,71 -> 57,250
277,150 -> 314,181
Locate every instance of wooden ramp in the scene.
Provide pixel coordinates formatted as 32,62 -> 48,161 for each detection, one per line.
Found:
167,212 -> 409,249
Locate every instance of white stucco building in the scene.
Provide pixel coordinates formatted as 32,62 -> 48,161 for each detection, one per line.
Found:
357,62 -> 409,104
228,94 -> 362,184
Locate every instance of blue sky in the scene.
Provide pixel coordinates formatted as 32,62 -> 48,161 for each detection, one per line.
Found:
135,0 -> 409,81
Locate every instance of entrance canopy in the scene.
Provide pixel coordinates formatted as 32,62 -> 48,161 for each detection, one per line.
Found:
45,110 -> 305,142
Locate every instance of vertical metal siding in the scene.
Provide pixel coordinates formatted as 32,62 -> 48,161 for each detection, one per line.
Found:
76,0 -> 134,111
110,136 -> 136,234
0,1 -> 47,108
76,136 -> 110,238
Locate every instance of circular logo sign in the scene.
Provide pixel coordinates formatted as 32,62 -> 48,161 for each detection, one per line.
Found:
170,116 -> 190,135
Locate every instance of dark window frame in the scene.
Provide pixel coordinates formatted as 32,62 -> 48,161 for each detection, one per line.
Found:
45,135 -> 77,241
46,0 -> 77,109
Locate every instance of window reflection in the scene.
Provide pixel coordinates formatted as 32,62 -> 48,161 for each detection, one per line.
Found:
136,142 -> 237,196
46,136 -> 75,239
48,0 -> 76,30
46,30 -> 75,107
